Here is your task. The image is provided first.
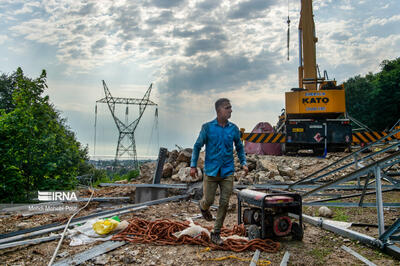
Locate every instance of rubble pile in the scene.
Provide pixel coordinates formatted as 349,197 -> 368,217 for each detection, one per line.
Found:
138,148 -> 353,184
139,148 -> 203,183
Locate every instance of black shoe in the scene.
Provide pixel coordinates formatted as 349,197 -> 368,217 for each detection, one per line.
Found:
210,231 -> 223,245
199,203 -> 213,221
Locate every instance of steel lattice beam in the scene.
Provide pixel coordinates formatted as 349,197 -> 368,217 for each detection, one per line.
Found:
96,97 -> 157,106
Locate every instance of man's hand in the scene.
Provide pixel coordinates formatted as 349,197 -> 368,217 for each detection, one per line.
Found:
242,165 -> 249,175
190,167 -> 197,178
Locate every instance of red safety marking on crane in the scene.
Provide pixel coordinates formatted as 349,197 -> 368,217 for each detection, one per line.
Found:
314,133 -> 322,142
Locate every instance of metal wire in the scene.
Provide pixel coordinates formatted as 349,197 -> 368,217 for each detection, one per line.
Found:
48,187 -> 95,266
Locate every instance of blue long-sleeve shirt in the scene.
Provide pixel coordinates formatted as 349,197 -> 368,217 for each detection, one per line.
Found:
190,118 -> 246,178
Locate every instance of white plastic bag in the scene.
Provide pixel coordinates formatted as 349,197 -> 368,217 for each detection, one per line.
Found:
173,218 -> 210,238
68,219 -> 129,246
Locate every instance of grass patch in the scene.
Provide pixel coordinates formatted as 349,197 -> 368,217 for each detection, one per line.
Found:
308,247 -> 332,264
332,207 -> 350,222
93,169 -> 139,187
314,205 -> 350,222
93,176 -> 113,187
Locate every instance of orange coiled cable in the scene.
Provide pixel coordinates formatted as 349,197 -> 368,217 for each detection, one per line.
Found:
111,218 -> 280,253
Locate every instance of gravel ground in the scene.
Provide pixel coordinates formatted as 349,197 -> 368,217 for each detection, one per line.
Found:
1,196 -> 399,265
1,151 -> 399,265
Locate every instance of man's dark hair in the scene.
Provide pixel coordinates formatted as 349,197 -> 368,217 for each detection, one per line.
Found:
215,98 -> 230,111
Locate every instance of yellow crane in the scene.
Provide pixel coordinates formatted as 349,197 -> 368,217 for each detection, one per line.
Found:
279,0 -> 352,155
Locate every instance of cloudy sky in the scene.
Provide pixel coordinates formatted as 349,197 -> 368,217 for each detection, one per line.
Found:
1,0 -> 399,159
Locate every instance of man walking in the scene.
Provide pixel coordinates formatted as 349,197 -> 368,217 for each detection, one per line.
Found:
190,98 -> 248,245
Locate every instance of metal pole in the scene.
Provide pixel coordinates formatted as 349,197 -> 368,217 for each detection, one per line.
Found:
53,241 -> 127,266
324,122 -> 327,156
250,249 -> 260,266
0,195 -> 187,245
290,129 -> 400,188
354,153 -> 361,187
291,213 -> 400,259
291,213 -> 382,248
375,166 -> 385,236
359,173 -> 371,206
303,151 -> 400,197
280,251 -> 290,266
0,235 -> 61,250
153,147 -> 168,184
0,206 -> 146,246
341,245 -> 377,266
99,183 -> 187,189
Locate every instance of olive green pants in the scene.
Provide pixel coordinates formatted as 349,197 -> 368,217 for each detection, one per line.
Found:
200,174 -> 234,232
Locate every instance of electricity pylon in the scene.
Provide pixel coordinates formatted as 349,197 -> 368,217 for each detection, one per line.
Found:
95,80 -> 157,169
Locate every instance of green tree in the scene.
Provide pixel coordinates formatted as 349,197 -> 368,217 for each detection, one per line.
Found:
345,57 -> 400,131
0,72 -> 16,112
0,68 -> 89,203
370,59 -> 400,130
344,74 -> 374,126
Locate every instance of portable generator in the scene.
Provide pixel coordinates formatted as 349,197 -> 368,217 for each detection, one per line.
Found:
237,189 -> 303,240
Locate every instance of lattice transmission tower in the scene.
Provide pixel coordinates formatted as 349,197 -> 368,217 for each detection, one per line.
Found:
94,80 -> 157,169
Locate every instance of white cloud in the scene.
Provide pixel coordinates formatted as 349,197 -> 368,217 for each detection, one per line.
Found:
0,35 -> 8,44
5,1 -> 288,80
365,14 -> 400,27
14,2 -> 40,14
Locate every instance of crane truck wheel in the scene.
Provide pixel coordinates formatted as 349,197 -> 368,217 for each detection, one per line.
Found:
282,143 -> 286,155
282,143 -> 297,155
313,147 -> 325,156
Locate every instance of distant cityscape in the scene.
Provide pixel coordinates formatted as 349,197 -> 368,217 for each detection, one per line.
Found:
89,159 -> 155,170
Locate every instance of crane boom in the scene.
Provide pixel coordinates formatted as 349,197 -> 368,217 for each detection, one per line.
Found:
298,0 -> 318,90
